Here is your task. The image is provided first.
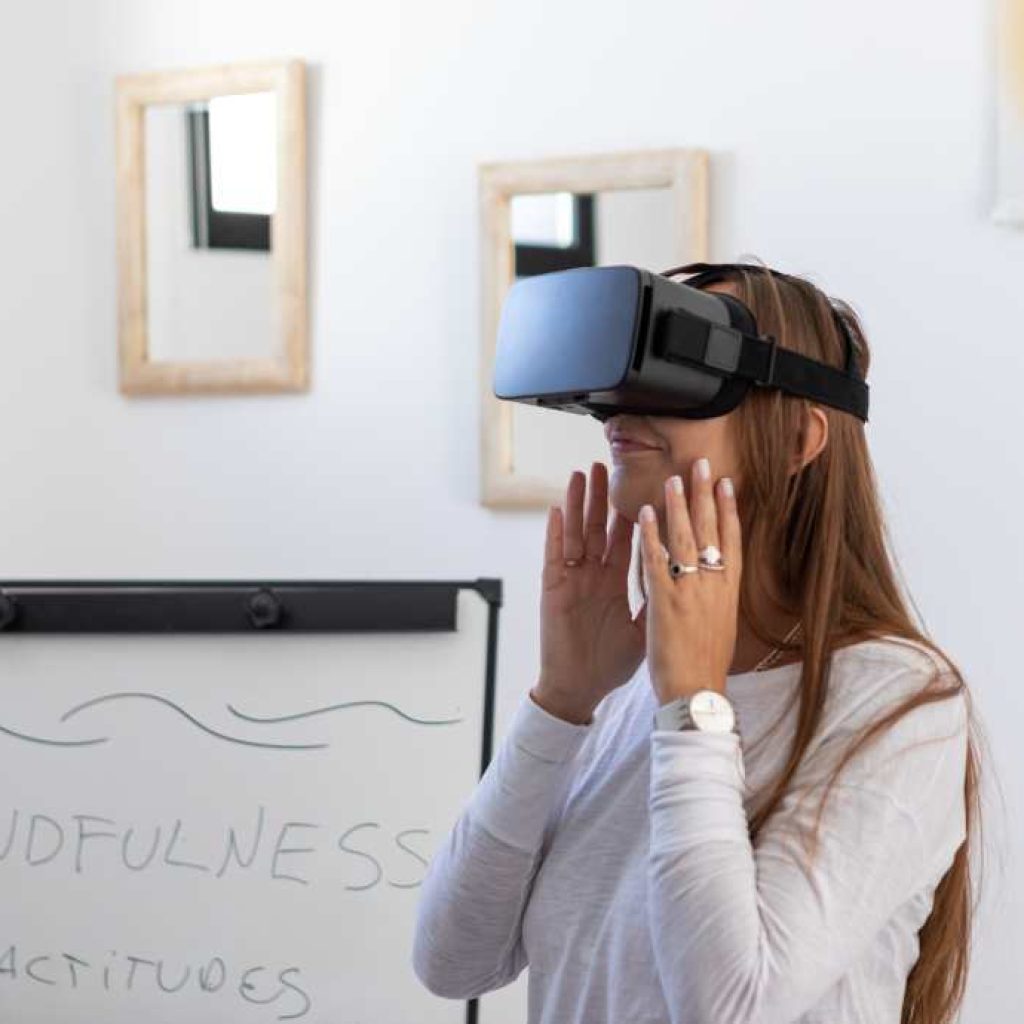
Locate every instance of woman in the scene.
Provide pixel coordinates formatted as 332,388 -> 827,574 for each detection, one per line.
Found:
412,259 -> 986,1024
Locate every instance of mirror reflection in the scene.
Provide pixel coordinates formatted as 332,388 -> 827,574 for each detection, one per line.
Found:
144,91 -> 277,363
511,187 -> 676,278
508,186 -> 677,482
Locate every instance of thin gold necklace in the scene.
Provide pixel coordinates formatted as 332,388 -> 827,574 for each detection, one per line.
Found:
752,621 -> 803,673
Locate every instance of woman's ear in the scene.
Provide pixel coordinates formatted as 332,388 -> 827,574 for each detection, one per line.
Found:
790,404 -> 829,474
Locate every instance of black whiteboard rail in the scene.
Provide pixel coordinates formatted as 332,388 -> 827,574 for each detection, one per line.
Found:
0,578 -> 502,634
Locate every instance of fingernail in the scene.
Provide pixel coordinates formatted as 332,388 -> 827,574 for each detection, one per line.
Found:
639,504 -> 655,524
722,477 -> 734,497
696,457 -> 710,481
669,475 -> 683,495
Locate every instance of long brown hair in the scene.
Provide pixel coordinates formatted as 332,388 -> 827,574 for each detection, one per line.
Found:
634,257 -> 993,1024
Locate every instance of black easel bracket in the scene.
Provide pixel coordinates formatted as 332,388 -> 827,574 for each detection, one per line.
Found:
0,579 -> 502,634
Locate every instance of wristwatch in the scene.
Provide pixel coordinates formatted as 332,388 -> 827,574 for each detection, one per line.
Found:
653,689 -> 738,734
653,690 -> 746,789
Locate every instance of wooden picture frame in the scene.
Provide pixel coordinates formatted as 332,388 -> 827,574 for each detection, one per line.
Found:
115,59 -> 308,395
478,148 -> 709,509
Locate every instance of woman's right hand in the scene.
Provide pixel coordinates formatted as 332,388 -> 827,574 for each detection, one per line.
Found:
533,461 -> 648,724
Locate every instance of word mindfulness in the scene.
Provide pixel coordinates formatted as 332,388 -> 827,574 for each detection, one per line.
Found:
0,805 -> 431,887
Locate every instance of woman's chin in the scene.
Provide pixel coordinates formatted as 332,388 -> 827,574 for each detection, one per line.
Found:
609,476 -> 658,523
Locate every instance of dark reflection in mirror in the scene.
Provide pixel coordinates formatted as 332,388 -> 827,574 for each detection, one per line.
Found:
512,193 -> 594,276
510,188 -> 676,282
185,92 -> 276,252
144,91 -> 276,362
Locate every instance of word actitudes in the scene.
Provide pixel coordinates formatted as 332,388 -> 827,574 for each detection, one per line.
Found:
0,805 -> 431,888
0,943 -> 311,1019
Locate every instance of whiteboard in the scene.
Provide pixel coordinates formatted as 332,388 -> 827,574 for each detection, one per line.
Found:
0,580 -> 499,1024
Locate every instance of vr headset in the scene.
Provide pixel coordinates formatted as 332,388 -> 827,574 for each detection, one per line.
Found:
492,262 -> 869,423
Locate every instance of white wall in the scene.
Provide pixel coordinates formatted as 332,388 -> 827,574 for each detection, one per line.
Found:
1,1 -> 1021,1019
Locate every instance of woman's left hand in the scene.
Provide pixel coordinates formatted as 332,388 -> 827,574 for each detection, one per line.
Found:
638,457 -> 743,704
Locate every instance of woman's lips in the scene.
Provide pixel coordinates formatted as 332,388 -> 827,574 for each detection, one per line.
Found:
610,440 -> 661,454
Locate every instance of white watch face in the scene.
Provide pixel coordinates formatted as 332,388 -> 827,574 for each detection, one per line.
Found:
689,690 -> 736,733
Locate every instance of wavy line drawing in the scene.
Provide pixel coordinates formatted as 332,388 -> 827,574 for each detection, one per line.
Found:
226,699 -> 464,727
0,723 -> 108,748
60,692 -> 327,751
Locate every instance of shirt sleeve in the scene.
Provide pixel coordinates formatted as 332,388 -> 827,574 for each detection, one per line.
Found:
647,669 -> 969,1024
411,687 -> 596,999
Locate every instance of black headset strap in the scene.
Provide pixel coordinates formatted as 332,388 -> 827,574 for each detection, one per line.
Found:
741,328 -> 869,420
657,307 -> 870,421
659,262 -> 870,421
667,262 -> 861,369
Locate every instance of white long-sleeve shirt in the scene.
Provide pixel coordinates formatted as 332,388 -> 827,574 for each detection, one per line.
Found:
412,636 -> 969,1024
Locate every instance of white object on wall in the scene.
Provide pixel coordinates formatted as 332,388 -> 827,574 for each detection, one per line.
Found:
993,0 -> 1024,224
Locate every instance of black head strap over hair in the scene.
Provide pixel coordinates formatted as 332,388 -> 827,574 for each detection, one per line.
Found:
660,261 -> 869,421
